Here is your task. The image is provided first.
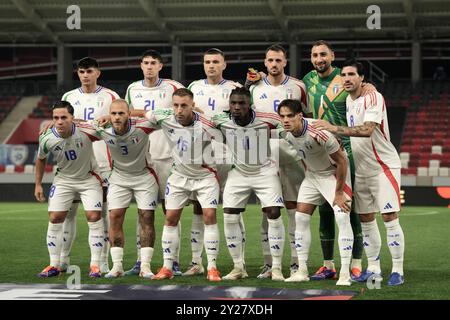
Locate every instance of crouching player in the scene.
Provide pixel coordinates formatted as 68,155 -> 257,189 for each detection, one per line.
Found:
277,99 -> 354,286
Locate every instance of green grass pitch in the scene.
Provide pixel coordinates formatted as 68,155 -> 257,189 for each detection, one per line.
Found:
0,202 -> 449,300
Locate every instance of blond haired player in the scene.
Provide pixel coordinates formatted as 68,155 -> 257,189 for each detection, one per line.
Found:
125,49 -> 184,276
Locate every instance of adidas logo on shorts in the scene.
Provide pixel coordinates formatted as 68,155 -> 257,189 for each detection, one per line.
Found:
94,202 -> 102,208
384,203 -> 393,210
209,199 -> 218,205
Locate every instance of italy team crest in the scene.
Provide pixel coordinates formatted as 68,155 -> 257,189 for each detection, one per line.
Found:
97,97 -> 105,108
333,84 -> 341,94
75,139 -> 83,149
222,89 -> 230,100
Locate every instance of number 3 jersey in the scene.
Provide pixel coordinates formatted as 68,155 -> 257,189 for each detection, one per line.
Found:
90,120 -> 155,181
62,86 -> 120,171
38,124 -> 100,180
125,79 -> 184,160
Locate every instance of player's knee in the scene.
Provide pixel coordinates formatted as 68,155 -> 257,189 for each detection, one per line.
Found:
265,207 -> 281,220
359,213 -> 375,223
381,212 -> 398,222
224,212 -> 240,224
49,212 -> 66,224
86,211 -> 102,222
203,210 -> 217,225
334,210 -> 350,228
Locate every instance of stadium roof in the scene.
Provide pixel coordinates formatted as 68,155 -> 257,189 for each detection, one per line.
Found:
1,0 -> 450,45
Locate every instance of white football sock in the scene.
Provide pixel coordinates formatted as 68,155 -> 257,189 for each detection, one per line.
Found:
204,223 -> 219,270
287,208 -> 298,266
110,247 -> 123,270
334,208 -> 354,276
47,222 -> 64,267
239,213 -> 246,262
88,219 -> 104,267
260,212 -> 272,266
136,218 -> 142,262
295,212 -> 311,270
60,202 -> 78,264
175,221 -> 181,263
267,216 -> 285,270
190,214 -> 204,265
140,247 -> 154,271
224,213 -> 243,268
100,203 -> 110,264
361,219 -> 382,273
384,218 -> 405,275
161,225 -> 178,270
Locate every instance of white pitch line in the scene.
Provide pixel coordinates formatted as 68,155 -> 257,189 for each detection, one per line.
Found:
403,211 -> 440,216
0,208 -> 46,215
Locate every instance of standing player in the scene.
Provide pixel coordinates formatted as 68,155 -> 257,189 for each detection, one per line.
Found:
92,99 -> 159,279
147,88 -> 222,282
125,50 -> 184,276
212,88 -> 286,281
35,101 -> 105,278
60,57 -> 119,274
184,48 -> 243,276
277,99 -> 354,286
313,60 -> 405,286
248,44 -> 310,278
302,41 -> 365,280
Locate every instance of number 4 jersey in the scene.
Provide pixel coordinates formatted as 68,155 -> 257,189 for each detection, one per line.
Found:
188,79 -> 242,118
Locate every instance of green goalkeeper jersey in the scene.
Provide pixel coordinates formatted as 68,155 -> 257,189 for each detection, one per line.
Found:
302,67 -> 355,179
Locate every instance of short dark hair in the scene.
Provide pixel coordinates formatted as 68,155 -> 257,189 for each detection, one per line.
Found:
342,59 -> 365,77
204,48 -> 225,58
277,99 -> 302,115
230,87 -> 251,100
265,44 -> 287,58
141,49 -> 163,63
312,40 -> 333,51
173,88 -> 194,100
77,57 -> 99,70
52,100 -> 74,115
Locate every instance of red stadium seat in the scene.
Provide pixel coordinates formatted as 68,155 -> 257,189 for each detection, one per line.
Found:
14,165 -> 24,173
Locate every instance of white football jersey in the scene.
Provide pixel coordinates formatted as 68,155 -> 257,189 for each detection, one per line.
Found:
125,78 -> 184,160
283,118 -> 341,177
145,109 -> 221,179
250,75 -> 310,115
92,119 -> 155,179
62,86 -> 120,171
346,92 -> 401,177
212,111 -> 283,176
38,124 -> 99,180
188,79 -> 241,118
